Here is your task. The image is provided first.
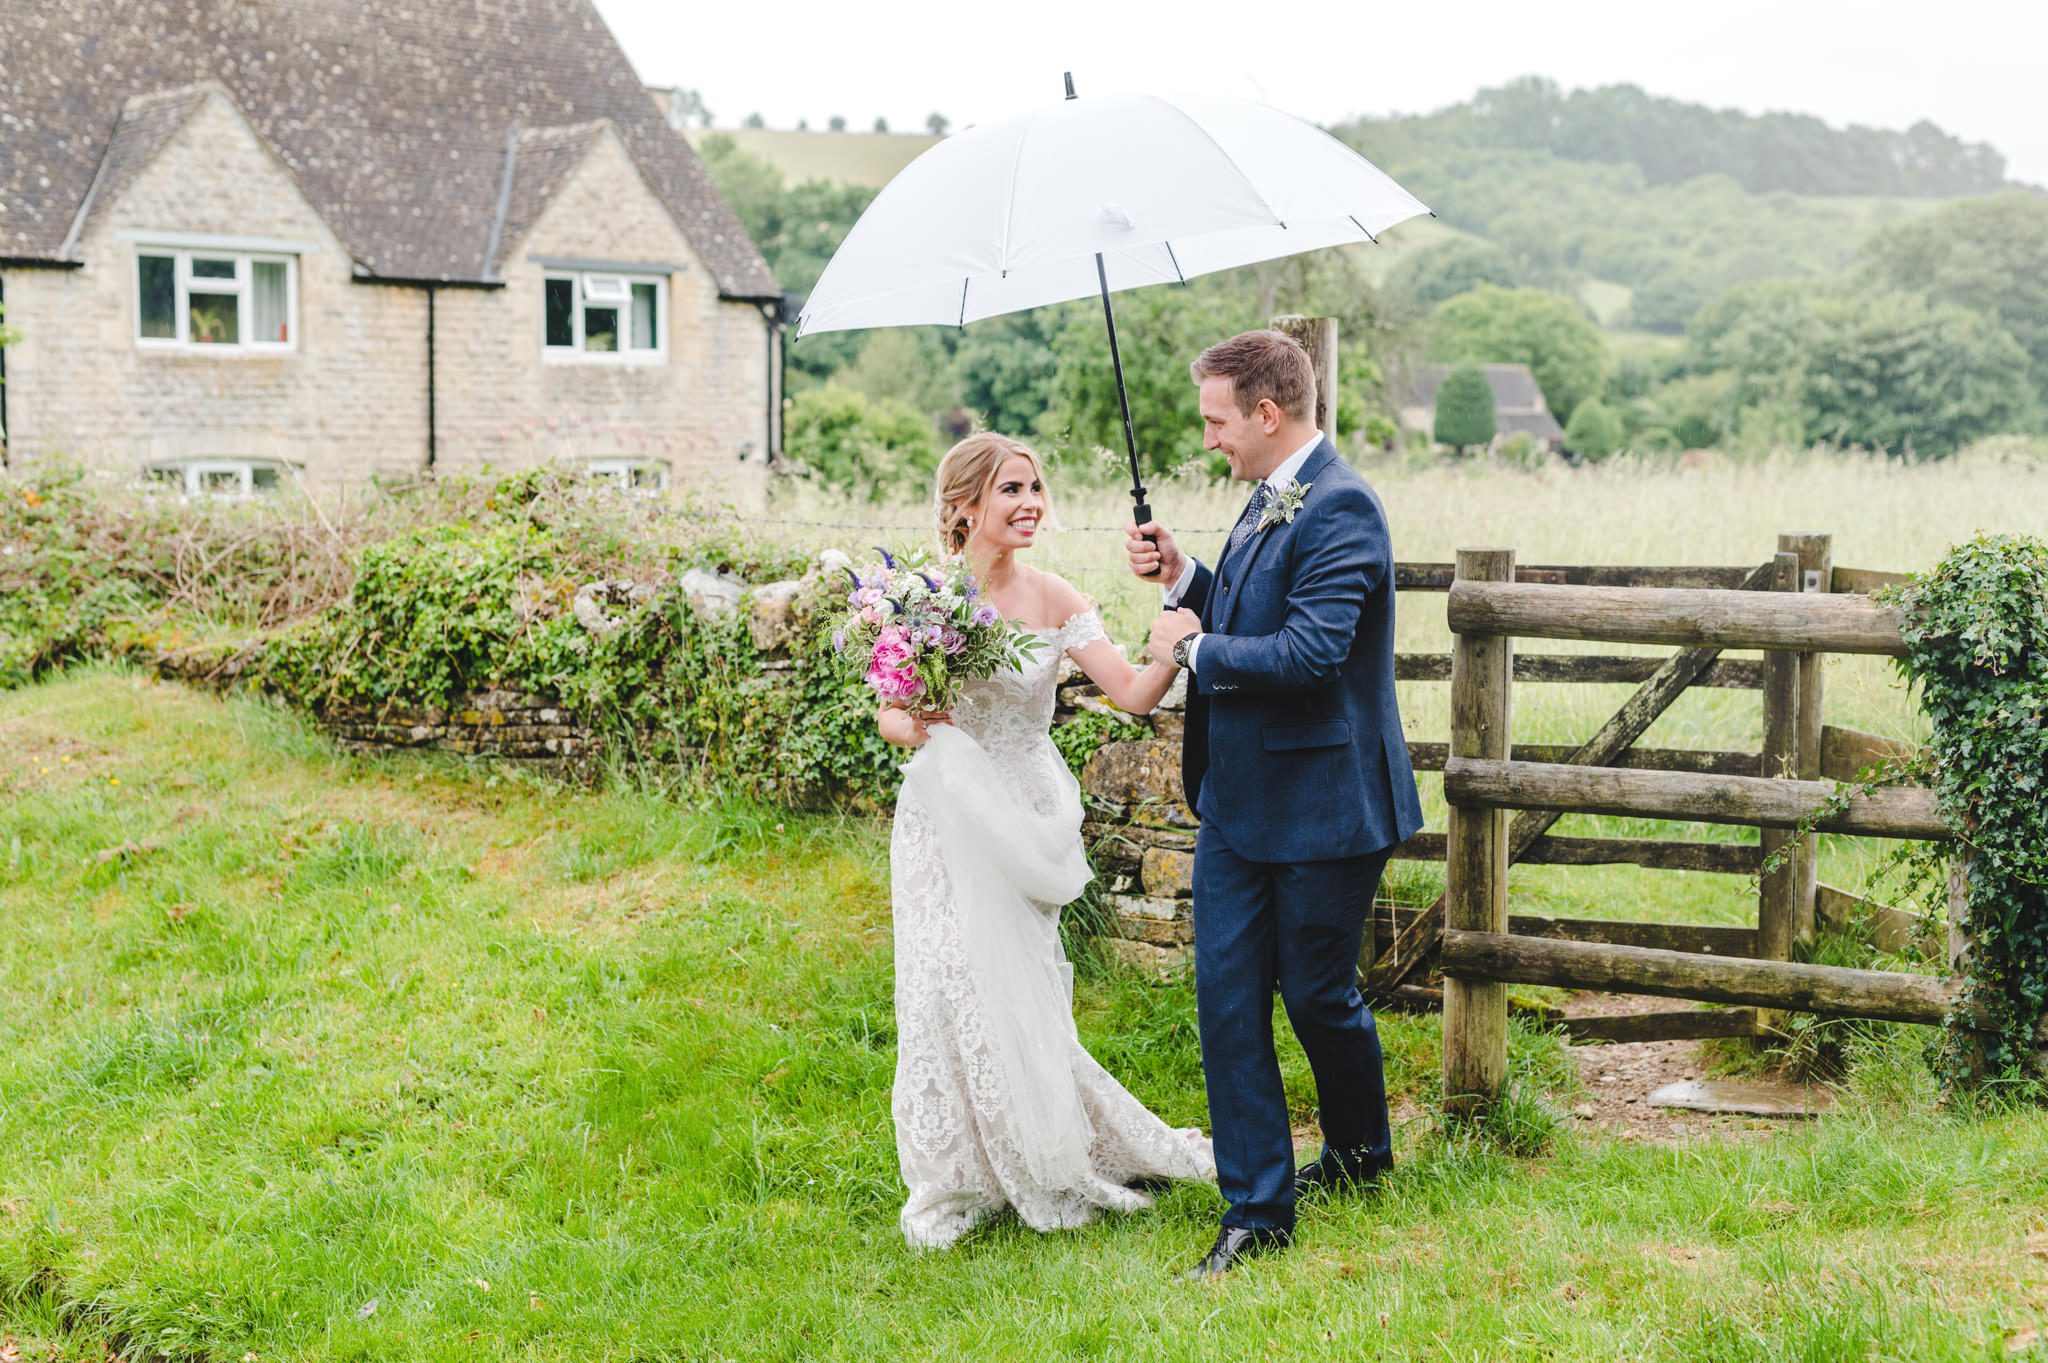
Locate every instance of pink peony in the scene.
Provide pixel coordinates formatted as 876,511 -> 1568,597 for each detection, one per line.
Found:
866,626 -> 924,702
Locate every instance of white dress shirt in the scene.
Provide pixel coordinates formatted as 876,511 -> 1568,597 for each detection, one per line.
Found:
1163,432 -> 1323,672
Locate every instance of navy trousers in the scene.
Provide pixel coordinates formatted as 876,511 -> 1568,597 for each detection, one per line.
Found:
1192,825 -> 1394,1232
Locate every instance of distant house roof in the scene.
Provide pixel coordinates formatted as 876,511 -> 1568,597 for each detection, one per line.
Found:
1,0 -> 779,298
1394,363 -> 1565,442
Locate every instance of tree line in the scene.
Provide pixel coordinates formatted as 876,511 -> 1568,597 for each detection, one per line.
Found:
698,108 -> 2048,481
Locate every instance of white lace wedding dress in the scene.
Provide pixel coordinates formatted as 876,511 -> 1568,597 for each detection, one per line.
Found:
889,610 -> 1216,1249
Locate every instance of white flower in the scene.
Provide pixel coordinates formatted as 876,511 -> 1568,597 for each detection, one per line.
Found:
1258,481 -> 1312,531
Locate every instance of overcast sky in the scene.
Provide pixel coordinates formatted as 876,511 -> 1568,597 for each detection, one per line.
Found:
593,0 -> 2048,187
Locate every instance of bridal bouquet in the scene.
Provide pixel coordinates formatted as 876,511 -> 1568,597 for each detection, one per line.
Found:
829,549 -> 1042,711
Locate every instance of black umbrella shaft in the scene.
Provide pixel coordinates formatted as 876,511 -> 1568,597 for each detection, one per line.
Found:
1096,255 -> 1145,503
1095,252 -> 1160,576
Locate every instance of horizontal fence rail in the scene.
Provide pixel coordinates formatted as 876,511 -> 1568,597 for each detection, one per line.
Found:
1441,930 -> 1954,1025
1395,652 -> 1764,688
1392,830 -> 1760,875
1406,742 -> 1761,777
1442,756 -> 1947,839
1447,581 -> 1906,655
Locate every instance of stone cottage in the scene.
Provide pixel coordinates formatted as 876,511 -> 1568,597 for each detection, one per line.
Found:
0,0 -> 783,501
1393,363 -> 1565,450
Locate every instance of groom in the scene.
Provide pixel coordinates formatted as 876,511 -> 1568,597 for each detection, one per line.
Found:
1126,329 -> 1423,1280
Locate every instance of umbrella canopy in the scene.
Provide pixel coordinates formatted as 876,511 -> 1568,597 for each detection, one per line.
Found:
795,89 -> 1430,337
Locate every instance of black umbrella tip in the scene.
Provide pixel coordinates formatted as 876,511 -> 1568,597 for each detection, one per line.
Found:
1063,72 -> 1076,100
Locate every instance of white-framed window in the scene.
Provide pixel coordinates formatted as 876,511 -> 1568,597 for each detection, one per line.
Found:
543,270 -> 666,364
582,457 -> 671,493
143,457 -> 298,498
135,249 -> 298,352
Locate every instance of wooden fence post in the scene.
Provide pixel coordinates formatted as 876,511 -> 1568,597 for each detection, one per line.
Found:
1758,550 -> 1803,968
1443,548 -> 1514,1115
1270,314 -> 1339,447
1783,532 -> 1833,943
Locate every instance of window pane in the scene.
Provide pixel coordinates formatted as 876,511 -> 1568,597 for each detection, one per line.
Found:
199,468 -> 244,493
191,257 -> 237,280
138,255 -> 176,338
583,306 -> 618,352
188,292 -> 240,344
631,283 -> 657,350
545,278 -> 574,347
251,466 -> 281,489
252,261 -> 289,343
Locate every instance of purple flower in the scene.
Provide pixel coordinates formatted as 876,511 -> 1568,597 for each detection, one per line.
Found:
941,627 -> 966,655
970,604 -> 999,628
831,628 -> 846,654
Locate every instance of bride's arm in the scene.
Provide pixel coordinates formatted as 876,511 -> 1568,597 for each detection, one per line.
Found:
1030,571 -> 1181,715
1067,637 -> 1180,715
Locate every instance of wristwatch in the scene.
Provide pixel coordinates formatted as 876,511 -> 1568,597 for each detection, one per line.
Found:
1171,632 -> 1198,671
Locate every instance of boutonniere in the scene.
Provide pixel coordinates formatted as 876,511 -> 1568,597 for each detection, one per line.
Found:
1258,481 -> 1311,531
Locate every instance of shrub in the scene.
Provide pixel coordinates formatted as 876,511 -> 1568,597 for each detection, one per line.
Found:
1496,430 -> 1546,471
1563,398 -> 1625,461
1433,365 -> 1497,454
784,384 -> 941,498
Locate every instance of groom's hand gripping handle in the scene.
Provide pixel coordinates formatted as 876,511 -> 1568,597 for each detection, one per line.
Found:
1131,500 -> 1162,578
1125,518 -> 1185,585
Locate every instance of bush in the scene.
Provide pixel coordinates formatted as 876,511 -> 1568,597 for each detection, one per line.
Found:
1496,430 -> 1546,470
1563,398 -> 1625,461
1433,364 -> 1497,454
784,384 -> 941,499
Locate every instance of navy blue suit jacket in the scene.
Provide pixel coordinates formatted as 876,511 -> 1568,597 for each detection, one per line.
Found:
1177,439 -> 1424,863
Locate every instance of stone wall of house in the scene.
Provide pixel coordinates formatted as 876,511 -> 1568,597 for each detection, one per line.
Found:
431,130 -> 774,509
5,91 -> 428,484
3,93 -> 773,507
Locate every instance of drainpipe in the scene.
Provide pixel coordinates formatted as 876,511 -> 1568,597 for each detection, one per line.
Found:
1,272 -> 11,468
425,285 -> 437,472
763,298 -> 785,467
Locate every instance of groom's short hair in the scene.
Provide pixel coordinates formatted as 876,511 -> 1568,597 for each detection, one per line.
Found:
1190,330 -> 1316,423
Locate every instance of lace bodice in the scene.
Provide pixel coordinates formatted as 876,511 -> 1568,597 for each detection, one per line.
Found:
946,610 -> 1108,768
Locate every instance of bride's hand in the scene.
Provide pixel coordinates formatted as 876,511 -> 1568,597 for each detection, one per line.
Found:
879,704 -> 953,749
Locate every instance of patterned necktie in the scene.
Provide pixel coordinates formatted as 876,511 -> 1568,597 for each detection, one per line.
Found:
1226,483 -> 1271,560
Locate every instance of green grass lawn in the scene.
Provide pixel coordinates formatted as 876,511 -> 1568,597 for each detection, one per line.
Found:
5,672 -> 2048,1360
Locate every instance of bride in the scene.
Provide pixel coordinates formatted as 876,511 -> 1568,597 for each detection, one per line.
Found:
876,432 -> 1215,1249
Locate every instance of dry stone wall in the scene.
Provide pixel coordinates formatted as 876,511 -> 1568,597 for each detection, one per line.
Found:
145,555 -> 1201,968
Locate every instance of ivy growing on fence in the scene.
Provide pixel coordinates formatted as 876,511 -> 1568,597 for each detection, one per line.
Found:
1891,534 -> 2048,1083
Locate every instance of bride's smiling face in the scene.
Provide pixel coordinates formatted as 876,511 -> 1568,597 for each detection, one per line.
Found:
967,454 -> 1045,553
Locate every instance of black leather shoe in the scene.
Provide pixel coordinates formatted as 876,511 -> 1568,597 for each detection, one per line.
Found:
1180,1225 -> 1291,1281
1294,1149 -> 1392,1198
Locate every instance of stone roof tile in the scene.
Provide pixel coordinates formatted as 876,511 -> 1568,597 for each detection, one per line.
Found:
0,0 -> 779,297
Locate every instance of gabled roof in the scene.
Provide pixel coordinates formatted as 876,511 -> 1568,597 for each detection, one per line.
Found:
491,122 -> 612,277
59,84 -> 215,257
1398,363 -> 1548,413
1,0 -> 778,298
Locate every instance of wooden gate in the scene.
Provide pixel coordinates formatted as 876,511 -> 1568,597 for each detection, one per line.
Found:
1360,534 -> 1924,1045
1413,546 -> 1960,1110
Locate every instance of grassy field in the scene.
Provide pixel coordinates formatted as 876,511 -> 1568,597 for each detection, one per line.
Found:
5,671 -> 2048,1361
684,128 -> 939,188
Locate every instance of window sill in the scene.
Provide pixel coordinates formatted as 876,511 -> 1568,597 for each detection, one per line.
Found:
542,349 -> 668,368
137,341 -> 299,358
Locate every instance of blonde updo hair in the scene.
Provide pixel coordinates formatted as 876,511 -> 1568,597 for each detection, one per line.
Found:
933,432 -> 1051,555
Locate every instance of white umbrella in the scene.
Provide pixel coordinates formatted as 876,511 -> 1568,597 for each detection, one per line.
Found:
794,75 -> 1432,549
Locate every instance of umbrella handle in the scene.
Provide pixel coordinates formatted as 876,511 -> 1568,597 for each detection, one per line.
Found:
1132,498 -> 1162,579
